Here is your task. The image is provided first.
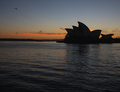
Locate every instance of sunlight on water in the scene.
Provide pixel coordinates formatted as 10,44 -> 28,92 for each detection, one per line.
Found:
0,41 -> 120,92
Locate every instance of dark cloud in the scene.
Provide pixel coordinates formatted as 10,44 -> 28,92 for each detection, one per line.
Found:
16,32 -> 18,34
59,28 -> 66,31
38,30 -> 42,33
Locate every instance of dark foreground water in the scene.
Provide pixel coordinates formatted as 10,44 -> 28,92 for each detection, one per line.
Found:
0,41 -> 120,92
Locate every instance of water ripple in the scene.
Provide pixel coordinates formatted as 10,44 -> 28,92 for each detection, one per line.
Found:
0,42 -> 120,92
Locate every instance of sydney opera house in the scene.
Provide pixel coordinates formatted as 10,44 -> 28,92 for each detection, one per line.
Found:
62,21 -> 114,43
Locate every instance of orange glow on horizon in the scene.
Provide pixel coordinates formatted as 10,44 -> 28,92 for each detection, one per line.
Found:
0,29 -> 120,39
0,32 -> 67,39
0,32 -> 66,36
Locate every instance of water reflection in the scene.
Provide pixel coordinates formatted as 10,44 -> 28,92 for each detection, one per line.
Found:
64,44 -> 91,91
64,43 -> 120,91
65,44 -> 101,71
1,42 -> 120,92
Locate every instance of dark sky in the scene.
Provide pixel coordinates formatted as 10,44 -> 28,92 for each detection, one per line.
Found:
0,0 -> 120,39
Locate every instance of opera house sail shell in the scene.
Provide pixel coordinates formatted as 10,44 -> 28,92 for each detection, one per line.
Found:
89,30 -> 102,38
65,29 -> 74,36
78,21 -> 90,38
72,26 -> 83,37
101,34 -> 114,39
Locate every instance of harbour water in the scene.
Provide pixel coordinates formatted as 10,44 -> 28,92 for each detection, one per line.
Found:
0,41 -> 120,92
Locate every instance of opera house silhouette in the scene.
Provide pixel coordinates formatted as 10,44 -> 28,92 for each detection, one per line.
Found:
61,21 -> 114,43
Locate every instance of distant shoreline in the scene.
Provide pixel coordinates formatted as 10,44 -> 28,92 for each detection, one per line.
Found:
1,38 -> 120,43
57,38 -> 120,44
0,38 -> 61,42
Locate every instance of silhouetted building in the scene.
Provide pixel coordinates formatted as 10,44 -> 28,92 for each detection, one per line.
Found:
64,21 -> 102,43
59,21 -> 115,43
65,21 -> 102,39
101,34 -> 114,39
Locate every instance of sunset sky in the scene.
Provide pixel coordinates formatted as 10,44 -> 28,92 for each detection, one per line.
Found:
0,0 -> 120,39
